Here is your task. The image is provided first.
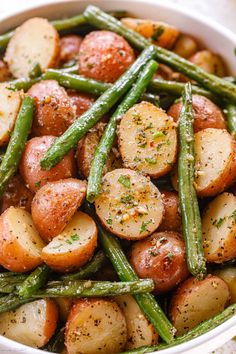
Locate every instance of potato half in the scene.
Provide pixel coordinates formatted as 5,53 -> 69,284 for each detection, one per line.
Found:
5,17 -> 60,78
65,298 -> 127,354
95,168 -> 164,240
41,211 -> 97,272
203,192 -> 236,263
214,267 -> 236,304
118,102 -> 177,178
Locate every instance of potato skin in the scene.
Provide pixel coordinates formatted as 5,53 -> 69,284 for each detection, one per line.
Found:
159,190 -> 181,232
78,30 -> 135,83
168,95 -> 226,133
60,34 -> 82,63
0,60 -> 12,82
28,80 -> 76,136
0,174 -> 34,214
68,91 -> 95,117
32,178 -> 87,242
173,34 -> 198,59
20,136 -> 76,192
189,50 -> 227,77
130,232 -> 189,294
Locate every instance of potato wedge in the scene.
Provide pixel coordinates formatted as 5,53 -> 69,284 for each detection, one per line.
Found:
189,50 -> 227,77
121,18 -> 179,49
0,299 -> 58,348
214,267 -> 236,304
95,168 -> 164,240
5,18 -> 60,78
203,193 -> 236,263
65,298 -> 127,354
77,121 -> 122,178
32,178 -> 87,242
159,190 -> 181,232
115,295 -> 158,349
194,129 -> 236,197
170,275 -> 230,335
0,207 -> 45,272
118,102 -> 177,178
173,34 -> 199,59
0,83 -> 22,146
41,211 -> 97,272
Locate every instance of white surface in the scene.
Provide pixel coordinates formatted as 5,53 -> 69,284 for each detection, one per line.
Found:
0,0 -> 235,353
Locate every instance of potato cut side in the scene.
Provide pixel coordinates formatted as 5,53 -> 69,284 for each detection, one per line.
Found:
203,193 -> 236,263
194,128 -> 236,197
115,295 -> 158,349
77,121 -> 122,178
41,211 -> 97,272
121,18 -> 179,49
170,275 -> 230,335
118,102 -> 177,178
0,299 -> 58,348
0,207 -> 45,272
0,83 -> 21,146
95,168 -> 164,240
5,17 -> 60,78
65,298 -> 127,354
214,267 -> 236,304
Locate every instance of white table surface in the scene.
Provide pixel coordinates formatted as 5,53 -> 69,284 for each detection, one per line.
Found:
0,0 -> 235,353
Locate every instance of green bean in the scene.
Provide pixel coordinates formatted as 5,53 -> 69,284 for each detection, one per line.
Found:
87,59 -> 158,202
0,294 -> 33,313
28,62 -> 42,79
0,279 -> 24,294
0,96 -> 34,197
84,202 -> 176,343
225,103 -> 236,139
122,303 -> 236,353
18,264 -> 51,299
40,45 -> 157,170
178,83 -> 206,279
33,279 -> 154,298
83,6 -> 236,103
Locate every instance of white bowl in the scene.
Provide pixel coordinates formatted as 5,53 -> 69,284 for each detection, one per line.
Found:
0,1 -> 235,353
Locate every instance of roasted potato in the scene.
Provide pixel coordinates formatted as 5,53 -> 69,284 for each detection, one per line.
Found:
173,34 -> 199,59
115,295 -> 158,349
28,80 -> 76,136
170,275 -> 230,335
118,102 -> 177,178
32,178 -> 87,242
0,207 -> 45,272
130,231 -> 189,293
78,30 -> 135,83
68,91 -> 95,117
154,64 -> 174,81
20,136 -> 76,192
60,34 -> 82,63
0,174 -> 34,214
189,50 -> 227,77
0,299 -> 58,348
95,168 -> 164,240
214,267 -> 236,304
194,128 -> 236,197
203,193 -> 236,263
159,190 -> 181,232
121,18 -> 179,49
65,298 -> 127,354
0,60 -> 12,82
41,211 -> 97,272
0,83 -> 22,146
55,297 -> 73,322
168,95 -> 226,133
5,18 -> 60,78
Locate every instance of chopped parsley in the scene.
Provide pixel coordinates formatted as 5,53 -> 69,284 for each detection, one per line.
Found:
153,131 -> 165,139
151,26 -> 165,41
120,194 -> 133,204
230,209 -> 236,221
140,220 -> 152,233
145,157 -> 157,165
71,234 -> 80,241
106,217 -> 113,225
118,174 -> 131,188
167,252 -> 174,260
213,217 -> 225,229
34,181 -> 41,188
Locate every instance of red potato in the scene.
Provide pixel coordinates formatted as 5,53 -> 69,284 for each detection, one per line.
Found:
159,190 -> 181,232
55,297 -> 73,322
203,193 -> 236,263
28,80 -> 76,136
20,136 -> 76,192
168,95 -> 226,133
0,60 -> 12,82
173,34 -> 199,59
0,299 -> 58,348
95,168 -> 164,240
41,211 -> 97,272
194,128 -> 236,197
60,34 -> 82,63
214,267 -> 236,304
78,30 -> 135,83
65,298 -> 127,354
121,18 -> 179,49
0,207 -> 45,272
130,232 -> 189,294
68,91 -> 95,117
5,18 -> 60,78
189,50 -> 227,77
0,174 -> 34,214
170,275 -> 230,335
154,64 -> 174,81
32,178 -> 87,242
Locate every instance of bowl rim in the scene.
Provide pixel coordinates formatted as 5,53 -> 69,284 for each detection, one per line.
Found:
0,1 -> 235,353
